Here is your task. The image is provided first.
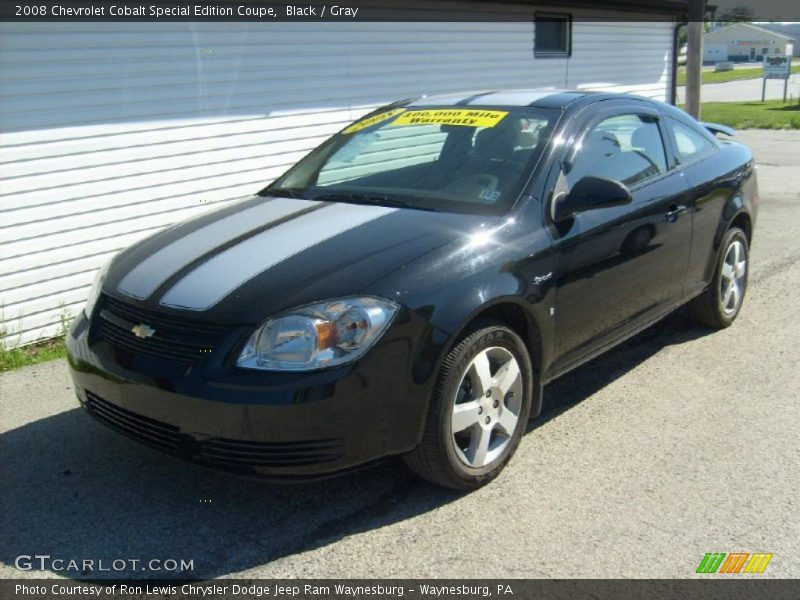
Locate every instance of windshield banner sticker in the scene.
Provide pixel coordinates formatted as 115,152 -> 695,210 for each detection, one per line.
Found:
342,108 -> 406,134
392,109 -> 509,128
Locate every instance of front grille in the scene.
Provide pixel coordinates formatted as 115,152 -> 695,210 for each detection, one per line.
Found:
94,295 -> 226,364
84,391 -> 343,470
86,391 -> 180,452
200,438 -> 343,468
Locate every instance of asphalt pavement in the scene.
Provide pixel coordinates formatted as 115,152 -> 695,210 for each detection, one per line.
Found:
1,130 -> 798,580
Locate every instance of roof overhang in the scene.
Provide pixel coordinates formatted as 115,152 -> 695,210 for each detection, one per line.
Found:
479,0 -> 690,18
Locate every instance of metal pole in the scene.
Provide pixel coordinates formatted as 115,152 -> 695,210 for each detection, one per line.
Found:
762,77 -> 766,102
684,0 -> 705,119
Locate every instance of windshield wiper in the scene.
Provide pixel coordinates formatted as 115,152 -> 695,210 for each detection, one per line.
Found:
258,186 -> 310,199
312,192 -> 439,212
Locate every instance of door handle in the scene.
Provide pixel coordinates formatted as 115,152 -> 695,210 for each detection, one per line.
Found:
665,204 -> 687,222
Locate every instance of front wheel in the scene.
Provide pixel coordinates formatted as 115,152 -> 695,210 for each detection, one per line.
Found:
404,323 -> 533,490
689,227 -> 749,329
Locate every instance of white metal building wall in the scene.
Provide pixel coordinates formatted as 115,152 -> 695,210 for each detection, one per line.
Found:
0,12 -> 674,347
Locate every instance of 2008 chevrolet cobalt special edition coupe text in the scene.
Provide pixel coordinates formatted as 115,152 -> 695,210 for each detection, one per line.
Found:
68,90 -> 758,489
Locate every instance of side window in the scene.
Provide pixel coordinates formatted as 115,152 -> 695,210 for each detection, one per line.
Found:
669,119 -> 716,163
567,114 -> 668,188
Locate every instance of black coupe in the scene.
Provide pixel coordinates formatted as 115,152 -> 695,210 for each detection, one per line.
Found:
68,89 -> 758,489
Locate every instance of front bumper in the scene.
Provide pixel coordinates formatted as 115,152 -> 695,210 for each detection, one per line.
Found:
66,308 -> 439,479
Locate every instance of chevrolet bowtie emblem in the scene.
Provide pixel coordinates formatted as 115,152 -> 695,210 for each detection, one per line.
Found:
131,323 -> 156,339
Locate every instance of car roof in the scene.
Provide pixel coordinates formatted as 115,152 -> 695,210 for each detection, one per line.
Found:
405,88 -> 658,110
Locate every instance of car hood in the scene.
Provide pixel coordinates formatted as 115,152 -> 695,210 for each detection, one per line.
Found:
106,195 -> 492,324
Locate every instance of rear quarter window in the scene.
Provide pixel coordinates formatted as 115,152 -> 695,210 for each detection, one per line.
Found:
669,118 -> 717,164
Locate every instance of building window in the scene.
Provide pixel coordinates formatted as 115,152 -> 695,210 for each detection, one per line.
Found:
534,13 -> 572,57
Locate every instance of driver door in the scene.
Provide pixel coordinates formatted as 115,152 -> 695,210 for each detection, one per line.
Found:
549,106 -> 692,369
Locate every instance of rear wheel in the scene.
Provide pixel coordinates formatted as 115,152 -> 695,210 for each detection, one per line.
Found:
689,227 -> 749,328
404,323 -> 533,490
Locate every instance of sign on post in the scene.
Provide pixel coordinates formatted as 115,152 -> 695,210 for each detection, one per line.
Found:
762,54 -> 792,102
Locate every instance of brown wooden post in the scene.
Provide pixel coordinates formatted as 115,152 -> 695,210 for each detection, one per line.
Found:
684,0 -> 706,119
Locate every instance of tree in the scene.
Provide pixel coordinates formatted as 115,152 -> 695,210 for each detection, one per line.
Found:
716,6 -> 755,23
678,21 -> 710,49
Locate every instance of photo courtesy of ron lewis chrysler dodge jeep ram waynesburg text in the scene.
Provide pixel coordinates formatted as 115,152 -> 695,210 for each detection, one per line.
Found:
67,89 -> 757,490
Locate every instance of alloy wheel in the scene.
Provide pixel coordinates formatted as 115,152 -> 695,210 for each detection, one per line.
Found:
719,239 -> 747,316
450,347 -> 523,468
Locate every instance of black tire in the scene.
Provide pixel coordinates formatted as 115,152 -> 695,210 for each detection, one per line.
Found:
404,322 -> 534,490
689,227 -> 749,329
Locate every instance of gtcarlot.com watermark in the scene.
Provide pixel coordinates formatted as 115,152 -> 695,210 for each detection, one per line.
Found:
14,554 -> 194,574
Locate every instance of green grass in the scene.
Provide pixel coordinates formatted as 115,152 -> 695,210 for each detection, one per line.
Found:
0,307 -> 72,372
676,65 -> 800,86
0,336 -> 67,372
698,100 -> 800,130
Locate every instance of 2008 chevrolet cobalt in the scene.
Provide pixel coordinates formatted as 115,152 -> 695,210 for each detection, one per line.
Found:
68,90 -> 757,489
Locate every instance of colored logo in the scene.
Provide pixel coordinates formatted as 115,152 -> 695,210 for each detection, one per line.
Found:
131,323 -> 156,339
696,552 -> 773,574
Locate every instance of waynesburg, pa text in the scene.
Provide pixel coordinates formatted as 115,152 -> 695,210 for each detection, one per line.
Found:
15,583 -> 515,598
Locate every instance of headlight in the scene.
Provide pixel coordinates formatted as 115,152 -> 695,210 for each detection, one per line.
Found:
84,258 -> 113,318
236,296 -> 400,371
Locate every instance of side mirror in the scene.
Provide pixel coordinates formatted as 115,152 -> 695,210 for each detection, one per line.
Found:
553,176 -> 632,222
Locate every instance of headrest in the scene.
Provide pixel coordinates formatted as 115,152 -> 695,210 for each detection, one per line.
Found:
474,128 -> 515,162
631,126 -> 660,152
584,130 -> 621,157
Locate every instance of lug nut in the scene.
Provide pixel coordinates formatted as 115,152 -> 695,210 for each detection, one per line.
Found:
485,416 -> 491,424
493,399 -> 500,408
485,390 -> 492,398
478,407 -> 483,415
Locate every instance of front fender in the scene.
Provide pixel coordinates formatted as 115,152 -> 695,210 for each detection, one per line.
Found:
371,221 -> 556,418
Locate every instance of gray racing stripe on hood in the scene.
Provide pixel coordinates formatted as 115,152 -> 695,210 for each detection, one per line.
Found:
118,197 -> 319,300
159,203 -> 398,311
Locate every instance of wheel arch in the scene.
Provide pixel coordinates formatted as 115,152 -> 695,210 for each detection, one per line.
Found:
440,297 -> 546,419
706,196 -> 753,283
730,211 -> 752,244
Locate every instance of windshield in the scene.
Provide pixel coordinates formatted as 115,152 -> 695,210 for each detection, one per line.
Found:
262,105 -> 560,214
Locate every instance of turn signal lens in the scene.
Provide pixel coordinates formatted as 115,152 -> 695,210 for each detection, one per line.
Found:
84,257 -> 114,318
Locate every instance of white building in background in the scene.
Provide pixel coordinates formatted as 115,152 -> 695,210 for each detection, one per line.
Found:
704,22 -> 795,63
0,1 -> 686,347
